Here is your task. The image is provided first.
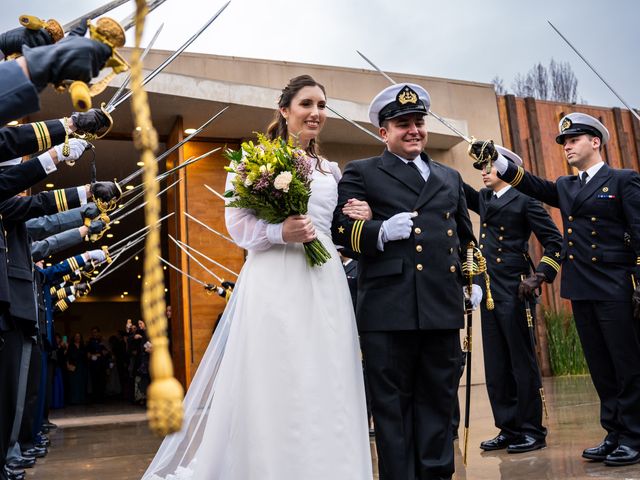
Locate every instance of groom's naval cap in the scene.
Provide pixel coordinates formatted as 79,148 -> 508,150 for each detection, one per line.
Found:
555,112 -> 610,146
368,83 -> 430,128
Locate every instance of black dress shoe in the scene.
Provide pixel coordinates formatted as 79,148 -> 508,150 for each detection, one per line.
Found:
507,434 -> 546,453
21,446 -> 47,458
3,466 -> 25,480
604,445 -> 640,466
6,457 -> 35,469
582,439 -> 618,461
480,434 -> 515,451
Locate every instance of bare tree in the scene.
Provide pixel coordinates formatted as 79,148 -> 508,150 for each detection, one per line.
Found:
491,76 -> 507,95
549,59 -> 578,103
500,58 -> 582,103
529,62 -> 550,100
512,72 -> 535,98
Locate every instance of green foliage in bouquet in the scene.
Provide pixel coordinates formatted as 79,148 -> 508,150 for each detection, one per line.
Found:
224,134 -> 331,267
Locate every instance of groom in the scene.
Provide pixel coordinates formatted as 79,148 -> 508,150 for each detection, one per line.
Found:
332,83 -> 477,480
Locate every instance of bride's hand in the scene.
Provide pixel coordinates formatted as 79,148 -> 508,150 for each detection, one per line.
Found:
282,215 -> 316,243
342,198 -> 372,220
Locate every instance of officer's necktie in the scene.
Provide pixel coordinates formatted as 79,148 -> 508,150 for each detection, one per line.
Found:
407,161 -> 425,183
580,171 -> 589,187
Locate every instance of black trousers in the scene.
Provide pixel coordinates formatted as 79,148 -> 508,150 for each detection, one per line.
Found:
361,330 -> 461,480
0,326 -> 22,471
572,300 -> 640,448
481,299 -> 546,440
18,342 -> 41,450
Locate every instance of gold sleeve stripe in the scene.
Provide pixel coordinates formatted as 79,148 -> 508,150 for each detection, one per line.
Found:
351,220 -> 364,253
53,189 -> 69,211
68,256 -> 79,271
62,274 -> 71,282
56,288 -> 66,300
541,256 -> 561,272
510,166 -> 524,187
50,286 -> 56,295
637,256 -> 640,265
55,299 -> 69,312
31,122 -> 52,151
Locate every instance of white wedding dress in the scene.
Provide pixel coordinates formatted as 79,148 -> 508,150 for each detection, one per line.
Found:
142,158 -> 372,480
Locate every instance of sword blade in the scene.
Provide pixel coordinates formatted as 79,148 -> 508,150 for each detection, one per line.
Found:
62,0 -> 130,32
112,178 -> 182,223
355,50 -> 396,84
108,211 -> 174,251
107,1 -> 232,112
105,22 -> 165,109
118,107 -> 228,188
184,211 -> 235,245
158,256 -> 210,287
168,234 -> 224,283
174,237 -> 239,278
355,50 -> 473,144
109,229 -> 149,258
325,105 -> 383,142
203,184 -> 227,202
122,147 -> 220,201
91,246 -> 145,285
547,21 -> 640,122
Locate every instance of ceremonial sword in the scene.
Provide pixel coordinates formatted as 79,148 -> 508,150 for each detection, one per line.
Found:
520,274 -> 550,420
105,22 -> 165,110
203,184 -> 227,202
117,107 -> 228,195
183,212 -> 235,245
123,146 -> 221,198
169,234 -> 239,279
325,105 -> 383,142
168,235 -> 225,283
62,0 -> 130,32
108,212 -> 174,252
158,256 -> 217,293
105,1 -> 232,113
548,21 -> 640,123
111,178 -> 182,224
91,246 -> 145,286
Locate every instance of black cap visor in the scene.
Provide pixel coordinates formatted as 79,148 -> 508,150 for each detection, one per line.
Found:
555,124 -> 602,144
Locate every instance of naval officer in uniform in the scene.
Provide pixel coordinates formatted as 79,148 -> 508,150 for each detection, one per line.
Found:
472,113 -> 640,466
463,149 -> 562,454
332,83 -> 479,480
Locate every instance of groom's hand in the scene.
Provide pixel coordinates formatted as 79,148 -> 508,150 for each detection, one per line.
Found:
381,211 -> 417,243
283,215 -> 316,243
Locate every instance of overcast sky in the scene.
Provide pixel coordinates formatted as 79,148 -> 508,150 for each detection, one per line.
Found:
4,0 -> 639,109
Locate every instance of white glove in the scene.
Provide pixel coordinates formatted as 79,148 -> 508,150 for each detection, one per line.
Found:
464,284 -> 483,310
87,249 -> 106,264
53,138 -> 89,162
381,212 -> 418,243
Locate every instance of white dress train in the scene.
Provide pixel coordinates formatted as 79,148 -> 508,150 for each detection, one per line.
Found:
142,158 -> 373,480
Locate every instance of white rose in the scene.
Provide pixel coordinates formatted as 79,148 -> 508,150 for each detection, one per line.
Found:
274,171 -> 293,192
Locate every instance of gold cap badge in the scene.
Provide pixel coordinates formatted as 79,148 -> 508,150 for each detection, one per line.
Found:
397,86 -> 418,105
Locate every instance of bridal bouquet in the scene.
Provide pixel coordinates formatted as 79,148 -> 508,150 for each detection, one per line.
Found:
224,134 -> 331,267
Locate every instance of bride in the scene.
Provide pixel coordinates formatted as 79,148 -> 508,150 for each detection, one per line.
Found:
142,75 -> 373,479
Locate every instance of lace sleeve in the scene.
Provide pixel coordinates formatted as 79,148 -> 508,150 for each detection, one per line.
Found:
224,172 -> 285,251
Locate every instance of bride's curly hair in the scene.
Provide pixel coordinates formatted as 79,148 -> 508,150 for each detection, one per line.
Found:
267,75 -> 326,162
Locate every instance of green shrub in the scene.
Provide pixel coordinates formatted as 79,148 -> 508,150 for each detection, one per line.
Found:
545,309 -> 588,376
